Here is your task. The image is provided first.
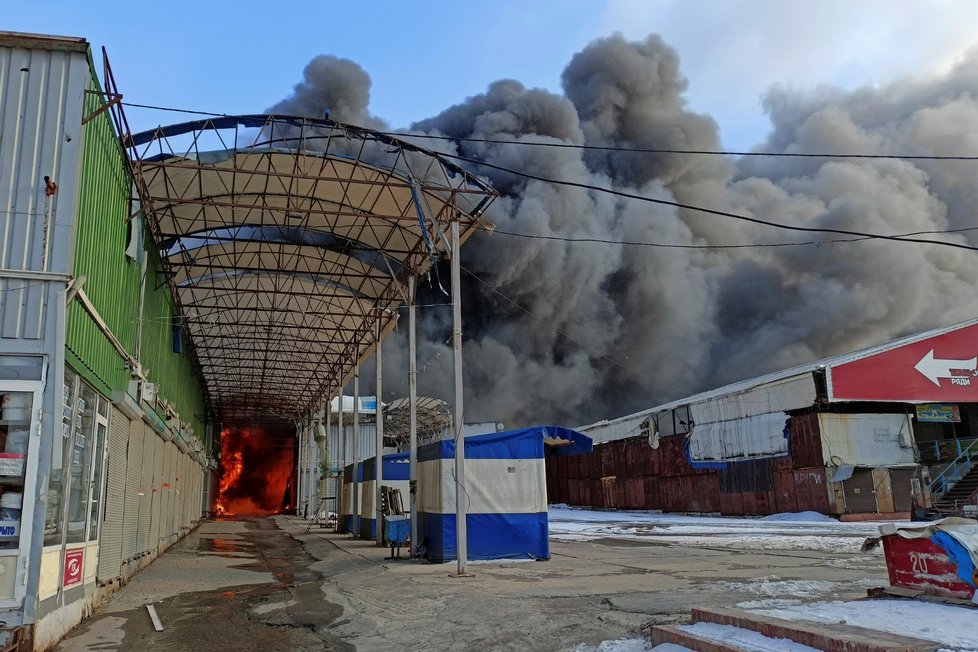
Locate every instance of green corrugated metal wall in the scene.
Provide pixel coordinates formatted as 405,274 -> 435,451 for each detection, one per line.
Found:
139,247 -> 208,439
64,71 -> 140,394
65,68 -> 208,441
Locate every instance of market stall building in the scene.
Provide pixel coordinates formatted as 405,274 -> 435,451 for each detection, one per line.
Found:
552,320 -> 978,519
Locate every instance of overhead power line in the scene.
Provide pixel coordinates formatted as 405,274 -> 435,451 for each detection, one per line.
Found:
120,101 -> 978,161
391,132 -> 978,161
119,100 -> 978,251
442,151 -> 978,252
477,224 -> 978,250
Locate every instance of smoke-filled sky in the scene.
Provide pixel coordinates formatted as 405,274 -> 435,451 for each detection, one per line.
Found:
267,31 -> 978,427
10,1 -> 978,426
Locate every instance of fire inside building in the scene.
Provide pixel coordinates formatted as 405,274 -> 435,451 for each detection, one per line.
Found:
216,427 -> 295,516
549,319 -> 978,519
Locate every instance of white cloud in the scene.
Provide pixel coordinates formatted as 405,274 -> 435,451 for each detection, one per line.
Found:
595,0 -> 978,147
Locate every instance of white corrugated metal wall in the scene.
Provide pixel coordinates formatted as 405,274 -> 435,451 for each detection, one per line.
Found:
120,420 -> 142,562
148,436 -> 163,548
100,415 -> 206,578
96,409 -> 128,581
136,425 -> 155,554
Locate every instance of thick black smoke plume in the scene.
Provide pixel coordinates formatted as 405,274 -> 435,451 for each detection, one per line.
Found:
271,36 -> 978,427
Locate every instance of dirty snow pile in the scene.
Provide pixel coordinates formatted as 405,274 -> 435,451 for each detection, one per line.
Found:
548,505 -> 892,553
752,599 -> 978,651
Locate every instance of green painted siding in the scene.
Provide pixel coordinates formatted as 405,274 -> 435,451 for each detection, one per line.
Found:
65,68 -> 209,441
65,71 -> 140,393
139,247 -> 208,440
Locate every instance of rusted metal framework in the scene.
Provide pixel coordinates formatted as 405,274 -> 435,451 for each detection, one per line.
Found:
120,114 -> 496,425
383,396 -> 454,447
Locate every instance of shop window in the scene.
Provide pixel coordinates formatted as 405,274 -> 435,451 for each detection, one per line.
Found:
0,390 -> 33,551
45,369 -> 107,547
87,418 -> 107,542
44,369 -> 75,547
65,383 -> 97,544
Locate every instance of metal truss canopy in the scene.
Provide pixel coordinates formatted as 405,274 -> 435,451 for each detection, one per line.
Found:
125,114 -> 496,426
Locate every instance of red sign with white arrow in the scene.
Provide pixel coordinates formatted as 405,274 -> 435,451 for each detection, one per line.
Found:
829,322 -> 978,402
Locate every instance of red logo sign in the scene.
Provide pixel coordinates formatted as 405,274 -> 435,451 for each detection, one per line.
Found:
830,323 -> 978,402
63,548 -> 84,587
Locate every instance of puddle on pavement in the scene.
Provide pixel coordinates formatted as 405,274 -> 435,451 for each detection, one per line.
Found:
197,537 -> 258,558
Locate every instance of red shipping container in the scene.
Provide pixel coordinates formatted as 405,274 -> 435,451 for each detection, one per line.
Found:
591,479 -> 605,509
719,491 -> 744,516
567,480 -> 580,506
600,445 -> 615,477
882,534 -> 974,600
625,478 -> 644,510
774,469 -> 799,513
580,480 -> 591,506
742,490 -> 775,515
660,476 -> 684,512
788,413 -> 824,469
644,476 -> 662,510
794,467 -> 831,513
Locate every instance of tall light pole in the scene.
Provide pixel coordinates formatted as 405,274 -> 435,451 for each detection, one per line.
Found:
451,217 -> 468,575
408,274 -> 418,554
375,312 -> 384,546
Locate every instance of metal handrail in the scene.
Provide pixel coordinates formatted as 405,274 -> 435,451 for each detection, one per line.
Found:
929,438 -> 978,498
921,436 -> 978,464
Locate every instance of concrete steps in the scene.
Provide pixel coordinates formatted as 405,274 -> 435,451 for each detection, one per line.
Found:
935,466 -> 978,511
649,606 -> 940,652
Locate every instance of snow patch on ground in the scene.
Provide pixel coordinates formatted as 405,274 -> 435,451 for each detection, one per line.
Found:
568,638 -> 654,652
678,622 -> 819,651
734,598 -> 804,610
714,576 -> 878,599
548,505 -> 896,553
751,599 -> 978,650
761,512 -> 838,523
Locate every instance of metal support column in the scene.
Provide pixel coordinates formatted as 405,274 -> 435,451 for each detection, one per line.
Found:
408,274 -> 418,553
353,369 -> 360,537
337,390 -> 344,531
451,217 -> 468,575
375,314 -> 385,546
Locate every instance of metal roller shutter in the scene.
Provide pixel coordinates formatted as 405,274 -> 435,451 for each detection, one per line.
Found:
157,441 -> 170,544
97,409 -> 129,581
177,454 -> 187,530
121,419 -> 143,561
149,435 -> 164,548
842,468 -> 879,513
137,424 -> 156,554
164,443 -> 176,540
889,468 -> 917,512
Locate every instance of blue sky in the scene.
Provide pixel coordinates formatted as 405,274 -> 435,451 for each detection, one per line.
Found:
8,1 -> 978,149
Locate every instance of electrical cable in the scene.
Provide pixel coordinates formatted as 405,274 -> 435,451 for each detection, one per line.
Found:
120,101 -> 978,161
441,151 -> 978,252
475,223 -> 978,250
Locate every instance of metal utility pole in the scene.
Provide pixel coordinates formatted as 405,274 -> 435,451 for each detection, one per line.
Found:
375,312 -> 385,546
353,369 -> 360,537
337,389 -> 344,530
408,274 -> 418,554
451,217 -> 468,575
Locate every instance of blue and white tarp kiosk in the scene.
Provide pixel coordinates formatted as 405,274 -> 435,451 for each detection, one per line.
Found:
337,462 -> 363,534
417,425 -> 592,562
358,452 -> 411,540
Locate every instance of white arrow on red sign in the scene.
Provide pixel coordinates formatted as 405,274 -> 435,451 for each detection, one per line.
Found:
913,349 -> 978,386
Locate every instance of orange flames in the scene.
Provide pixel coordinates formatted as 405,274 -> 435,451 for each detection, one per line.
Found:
215,426 -> 295,516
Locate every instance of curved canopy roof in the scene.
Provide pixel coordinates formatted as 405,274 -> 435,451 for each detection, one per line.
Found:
127,115 -> 496,425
